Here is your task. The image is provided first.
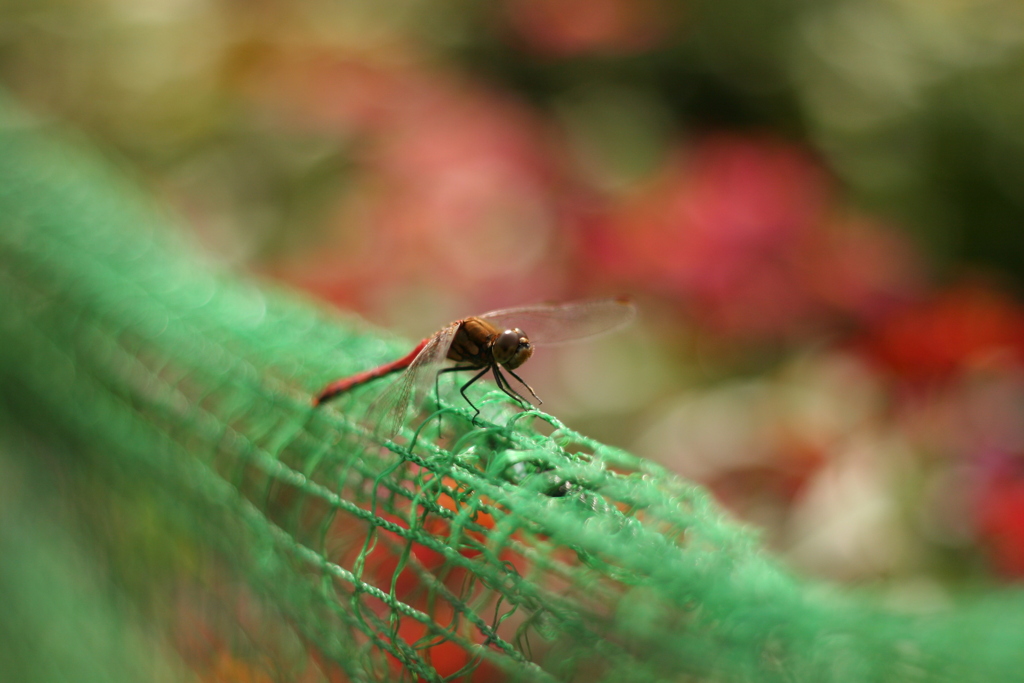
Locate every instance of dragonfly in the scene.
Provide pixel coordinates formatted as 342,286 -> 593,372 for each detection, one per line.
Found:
314,297 -> 636,438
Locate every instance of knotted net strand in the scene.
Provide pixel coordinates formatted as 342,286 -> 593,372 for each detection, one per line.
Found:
2,93 -> 1024,682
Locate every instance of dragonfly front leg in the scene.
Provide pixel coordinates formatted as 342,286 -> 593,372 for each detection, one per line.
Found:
505,367 -> 542,405
491,367 -> 534,410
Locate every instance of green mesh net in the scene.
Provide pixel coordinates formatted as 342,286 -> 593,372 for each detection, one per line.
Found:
4,92 -> 1024,683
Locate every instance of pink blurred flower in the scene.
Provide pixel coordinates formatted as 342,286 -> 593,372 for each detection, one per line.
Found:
246,51 -> 571,314
236,48 -> 412,135
346,78 -> 563,302
579,135 -> 919,340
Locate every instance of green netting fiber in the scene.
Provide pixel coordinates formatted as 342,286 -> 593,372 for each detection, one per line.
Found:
4,93 -> 1024,683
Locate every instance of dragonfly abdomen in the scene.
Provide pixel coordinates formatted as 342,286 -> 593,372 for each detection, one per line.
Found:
313,338 -> 429,406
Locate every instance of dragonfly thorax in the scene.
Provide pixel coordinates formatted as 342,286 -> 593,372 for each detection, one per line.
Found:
492,328 -> 533,369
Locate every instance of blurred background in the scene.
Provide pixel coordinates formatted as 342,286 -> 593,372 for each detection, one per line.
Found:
5,0 -> 1024,676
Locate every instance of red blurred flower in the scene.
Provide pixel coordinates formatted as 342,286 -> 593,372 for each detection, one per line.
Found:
579,135 -> 919,341
976,462 -> 1024,579
859,282 -> 1024,384
502,0 -> 675,56
806,217 -> 922,324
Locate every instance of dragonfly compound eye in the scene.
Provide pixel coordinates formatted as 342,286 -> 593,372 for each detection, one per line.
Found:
492,329 -> 521,364
504,328 -> 533,370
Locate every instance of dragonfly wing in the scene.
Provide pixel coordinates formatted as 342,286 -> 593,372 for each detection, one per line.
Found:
365,322 -> 460,439
479,297 -> 636,346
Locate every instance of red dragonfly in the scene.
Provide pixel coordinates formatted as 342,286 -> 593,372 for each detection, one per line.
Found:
314,297 -> 636,438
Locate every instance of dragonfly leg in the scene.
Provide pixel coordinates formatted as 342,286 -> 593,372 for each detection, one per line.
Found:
492,367 -> 533,409
454,366 -> 490,423
504,368 -> 542,405
435,366 -> 479,405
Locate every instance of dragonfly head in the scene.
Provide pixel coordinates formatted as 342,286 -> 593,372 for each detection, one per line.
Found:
492,328 -> 533,369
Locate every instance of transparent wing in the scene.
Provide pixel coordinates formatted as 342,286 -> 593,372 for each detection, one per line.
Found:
364,322 -> 460,440
478,297 -> 636,346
